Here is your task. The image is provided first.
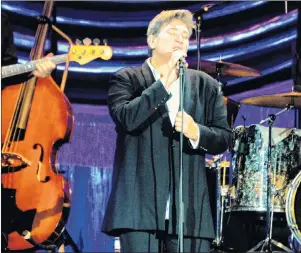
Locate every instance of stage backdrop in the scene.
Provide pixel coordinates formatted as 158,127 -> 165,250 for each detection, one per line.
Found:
58,105 -> 116,252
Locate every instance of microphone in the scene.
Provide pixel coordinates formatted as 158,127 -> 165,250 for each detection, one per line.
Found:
179,57 -> 187,65
178,57 -> 187,69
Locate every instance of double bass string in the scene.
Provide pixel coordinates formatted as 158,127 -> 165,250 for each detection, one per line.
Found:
9,0 -> 50,154
2,83 -> 27,188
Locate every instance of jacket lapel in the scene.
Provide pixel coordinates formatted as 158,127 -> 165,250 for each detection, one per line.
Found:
139,60 -> 168,122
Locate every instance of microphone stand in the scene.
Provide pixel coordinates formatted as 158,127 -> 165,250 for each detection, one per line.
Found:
194,2 -> 226,71
177,59 -> 186,252
212,65 -> 227,252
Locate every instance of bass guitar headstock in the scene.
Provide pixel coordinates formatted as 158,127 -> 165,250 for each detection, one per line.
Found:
68,37 -> 113,64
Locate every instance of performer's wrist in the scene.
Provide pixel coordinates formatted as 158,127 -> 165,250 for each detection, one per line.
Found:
191,121 -> 199,141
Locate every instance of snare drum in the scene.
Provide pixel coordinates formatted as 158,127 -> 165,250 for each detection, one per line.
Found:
286,171 -> 301,246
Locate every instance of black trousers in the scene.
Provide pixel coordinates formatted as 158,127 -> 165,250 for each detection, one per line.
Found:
119,230 -> 211,253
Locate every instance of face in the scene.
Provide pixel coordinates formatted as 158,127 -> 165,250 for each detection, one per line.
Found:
149,19 -> 190,60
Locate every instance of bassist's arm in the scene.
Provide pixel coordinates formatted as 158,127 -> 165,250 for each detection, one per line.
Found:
1,12 -> 33,88
2,73 -> 34,89
1,13 -> 55,89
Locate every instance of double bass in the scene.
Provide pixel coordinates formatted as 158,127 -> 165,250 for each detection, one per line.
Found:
2,2 -> 71,250
1,2 -> 113,250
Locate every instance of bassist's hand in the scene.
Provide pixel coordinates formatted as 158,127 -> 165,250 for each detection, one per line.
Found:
33,53 -> 56,78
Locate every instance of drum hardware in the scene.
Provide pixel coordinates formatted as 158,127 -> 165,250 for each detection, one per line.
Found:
212,155 -> 231,251
206,58 -> 240,250
214,57 -> 228,94
247,105 -> 295,253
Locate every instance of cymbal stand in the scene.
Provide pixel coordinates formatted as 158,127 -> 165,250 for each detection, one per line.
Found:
248,105 -> 294,252
216,62 -> 226,93
212,155 -> 222,249
212,62 -> 228,251
212,155 -> 229,251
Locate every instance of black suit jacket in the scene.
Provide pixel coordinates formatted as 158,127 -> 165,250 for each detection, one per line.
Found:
102,61 -> 231,239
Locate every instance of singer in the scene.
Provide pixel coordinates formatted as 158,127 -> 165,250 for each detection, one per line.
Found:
102,9 -> 231,252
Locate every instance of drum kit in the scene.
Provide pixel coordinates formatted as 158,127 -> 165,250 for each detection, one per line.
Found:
201,59 -> 301,252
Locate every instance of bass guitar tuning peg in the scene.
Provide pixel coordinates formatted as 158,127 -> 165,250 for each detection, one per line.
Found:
75,39 -> 82,45
93,38 -> 100,46
83,37 -> 92,46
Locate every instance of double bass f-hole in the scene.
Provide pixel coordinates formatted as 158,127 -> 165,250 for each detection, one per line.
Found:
33,143 -> 50,183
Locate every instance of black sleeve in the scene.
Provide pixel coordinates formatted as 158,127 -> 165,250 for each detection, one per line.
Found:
1,12 -> 31,88
107,69 -> 170,132
196,77 -> 232,155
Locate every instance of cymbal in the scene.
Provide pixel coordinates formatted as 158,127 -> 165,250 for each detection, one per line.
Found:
200,60 -> 261,77
241,92 -> 301,108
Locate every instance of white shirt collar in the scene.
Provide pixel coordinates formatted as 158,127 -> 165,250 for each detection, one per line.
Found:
146,58 -> 161,81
